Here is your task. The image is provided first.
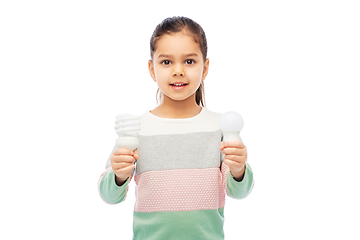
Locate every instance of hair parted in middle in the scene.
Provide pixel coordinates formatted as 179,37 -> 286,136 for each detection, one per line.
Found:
150,16 -> 208,107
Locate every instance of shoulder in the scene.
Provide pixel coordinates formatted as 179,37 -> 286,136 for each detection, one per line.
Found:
194,107 -> 222,131
201,107 -> 222,120
203,107 -> 222,116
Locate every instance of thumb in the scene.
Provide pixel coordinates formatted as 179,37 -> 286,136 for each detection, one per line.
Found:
219,142 -> 225,150
133,149 -> 140,159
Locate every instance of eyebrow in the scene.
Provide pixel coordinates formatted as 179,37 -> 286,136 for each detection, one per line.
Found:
157,53 -> 199,58
184,53 -> 199,58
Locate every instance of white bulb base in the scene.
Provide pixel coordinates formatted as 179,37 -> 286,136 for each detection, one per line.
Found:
222,131 -> 240,143
116,136 -> 139,151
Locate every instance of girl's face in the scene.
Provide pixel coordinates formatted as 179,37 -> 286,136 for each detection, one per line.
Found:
149,31 -> 209,103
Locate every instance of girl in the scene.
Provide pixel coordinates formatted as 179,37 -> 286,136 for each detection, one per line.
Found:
99,16 -> 254,240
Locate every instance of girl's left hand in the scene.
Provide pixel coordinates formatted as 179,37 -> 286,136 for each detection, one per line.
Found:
220,141 -> 247,181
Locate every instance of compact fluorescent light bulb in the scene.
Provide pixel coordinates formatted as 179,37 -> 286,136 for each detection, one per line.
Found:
219,111 -> 244,142
114,113 -> 141,151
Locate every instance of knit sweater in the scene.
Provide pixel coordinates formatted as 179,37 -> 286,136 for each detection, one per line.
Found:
98,108 -> 254,240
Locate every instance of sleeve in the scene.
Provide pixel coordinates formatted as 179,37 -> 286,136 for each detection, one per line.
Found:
221,162 -> 254,199
98,166 -> 132,204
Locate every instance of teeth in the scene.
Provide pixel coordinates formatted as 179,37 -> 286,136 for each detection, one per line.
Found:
172,83 -> 186,86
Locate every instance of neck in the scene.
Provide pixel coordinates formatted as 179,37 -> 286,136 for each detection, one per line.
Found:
154,94 -> 202,118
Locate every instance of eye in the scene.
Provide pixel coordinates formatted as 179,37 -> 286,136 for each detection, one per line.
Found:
185,59 -> 195,65
161,60 -> 171,65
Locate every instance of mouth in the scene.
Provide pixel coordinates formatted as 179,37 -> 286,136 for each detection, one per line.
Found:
170,82 -> 188,87
170,82 -> 188,90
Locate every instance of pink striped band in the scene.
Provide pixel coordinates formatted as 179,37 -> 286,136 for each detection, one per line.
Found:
134,168 -> 226,213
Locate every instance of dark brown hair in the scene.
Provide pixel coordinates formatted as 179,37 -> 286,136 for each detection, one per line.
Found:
150,16 -> 207,107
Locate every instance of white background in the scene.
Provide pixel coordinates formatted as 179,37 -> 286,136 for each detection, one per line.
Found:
1,0 -> 359,239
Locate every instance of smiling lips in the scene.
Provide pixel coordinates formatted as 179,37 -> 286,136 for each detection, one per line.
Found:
170,82 -> 188,90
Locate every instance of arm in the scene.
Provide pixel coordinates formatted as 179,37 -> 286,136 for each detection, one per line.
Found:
98,167 -> 132,204
221,162 -> 254,199
220,141 -> 254,199
98,146 -> 137,204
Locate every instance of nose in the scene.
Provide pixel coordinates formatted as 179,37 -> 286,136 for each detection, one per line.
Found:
172,64 -> 184,77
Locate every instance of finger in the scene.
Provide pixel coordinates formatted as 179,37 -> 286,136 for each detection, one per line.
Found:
133,149 -> 140,159
113,147 -> 134,156
112,162 -> 131,170
113,161 -> 135,170
114,164 -> 135,175
224,141 -> 246,149
223,154 -> 244,163
112,155 -> 136,164
219,142 -> 225,150
222,147 -> 246,156
223,159 -> 245,170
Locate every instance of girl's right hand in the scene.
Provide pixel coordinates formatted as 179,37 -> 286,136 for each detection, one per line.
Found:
111,148 -> 139,186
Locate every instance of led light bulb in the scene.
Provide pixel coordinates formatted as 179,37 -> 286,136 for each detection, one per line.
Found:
114,113 -> 141,150
219,111 -> 244,142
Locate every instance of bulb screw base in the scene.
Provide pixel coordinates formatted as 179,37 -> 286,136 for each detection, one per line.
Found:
222,131 -> 241,143
116,136 -> 139,151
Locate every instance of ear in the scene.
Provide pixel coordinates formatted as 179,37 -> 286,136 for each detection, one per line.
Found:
202,58 -> 209,81
148,60 -> 156,82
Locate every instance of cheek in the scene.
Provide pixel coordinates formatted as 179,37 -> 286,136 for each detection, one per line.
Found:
189,66 -> 204,80
155,72 -> 169,84
154,66 -> 170,81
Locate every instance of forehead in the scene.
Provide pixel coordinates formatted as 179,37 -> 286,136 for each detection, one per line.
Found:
154,32 -> 201,57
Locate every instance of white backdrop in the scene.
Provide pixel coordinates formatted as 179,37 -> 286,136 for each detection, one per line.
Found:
1,1 -> 359,239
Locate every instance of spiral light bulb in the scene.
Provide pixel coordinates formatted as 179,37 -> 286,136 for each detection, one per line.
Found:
105,113 -> 141,169
219,111 -> 244,142
114,113 -> 141,150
